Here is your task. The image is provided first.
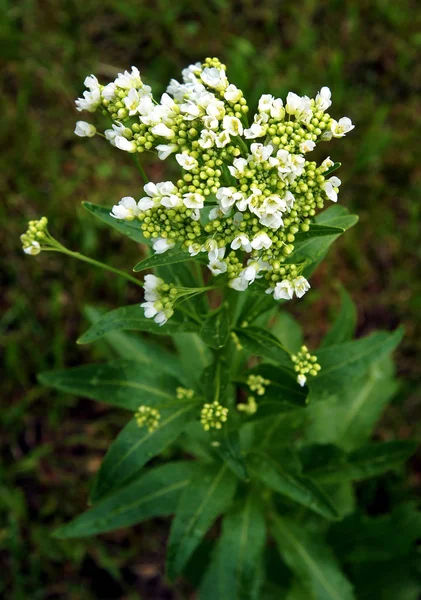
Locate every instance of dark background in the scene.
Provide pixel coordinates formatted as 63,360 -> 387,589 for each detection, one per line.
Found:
2,0 -> 420,597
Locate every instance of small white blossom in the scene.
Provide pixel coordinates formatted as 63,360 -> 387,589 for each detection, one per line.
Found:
143,274 -> 163,301
151,123 -> 175,139
215,131 -> 231,148
244,122 -> 266,139
250,143 -> 274,163
273,280 -> 294,300
74,121 -> 96,138
293,276 -> 311,298
222,116 -> 243,136
299,139 -> 316,154
115,66 -> 142,90
228,157 -> 248,178
315,86 -> 332,112
285,92 -> 312,124
123,88 -> 143,115
231,234 -> 252,252
115,136 -> 137,153
201,67 -> 228,91
297,374 -> 307,387
208,247 -> 227,275
176,152 -> 198,170
216,187 -> 242,214
156,144 -> 178,160
320,156 -> 334,172
251,232 -> 272,250
260,212 -> 284,229
183,192 -> 205,209
323,176 -> 341,202
75,75 -> 101,112
111,197 -> 141,220
23,241 -> 41,255
229,276 -> 248,291
330,117 -> 355,138
198,129 -> 216,149
153,238 -> 175,254
224,84 -> 242,103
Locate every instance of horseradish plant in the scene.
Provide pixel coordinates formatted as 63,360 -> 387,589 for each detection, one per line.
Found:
24,59 -> 418,599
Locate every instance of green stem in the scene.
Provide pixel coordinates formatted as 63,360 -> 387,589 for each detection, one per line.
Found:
131,154 -> 149,184
234,135 -> 249,157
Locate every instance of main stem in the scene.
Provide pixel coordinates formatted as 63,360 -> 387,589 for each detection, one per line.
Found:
131,154 -> 149,184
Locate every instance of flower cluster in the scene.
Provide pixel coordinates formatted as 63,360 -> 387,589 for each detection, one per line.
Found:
75,57 -> 354,323
20,217 -> 50,256
291,345 -> 321,387
237,395 -> 257,416
176,387 -> 195,400
247,374 -> 270,396
141,274 -> 178,326
135,405 -> 161,432
200,400 -> 229,431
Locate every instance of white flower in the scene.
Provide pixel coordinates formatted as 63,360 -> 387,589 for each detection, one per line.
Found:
260,212 -> 284,229
229,277 -> 248,291
160,194 -> 182,208
104,122 -> 129,146
323,176 -> 341,202
290,154 -> 306,177
183,192 -> 204,209
209,207 -> 223,220
258,94 -> 274,112
75,75 -> 101,112
198,129 -> 216,149
23,241 -> 41,255
231,234 -> 252,252
111,197 -> 141,220
176,152 -> 198,170
228,157 -> 248,178
222,116 -> 243,136
285,92 -> 312,123
250,143 -> 274,163
330,117 -> 355,138
201,67 -> 228,91
216,187 -> 242,214
320,156 -> 334,172
276,149 -> 292,175
315,86 -> 332,112
297,374 -> 307,387
153,238 -> 175,254
74,121 -> 96,137
115,136 -> 137,153
208,247 -> 227,275
151,123 -> 175,139
251,232 -> 272,250
138,181 -> 178,210
224,84 -> 242,103
144,274 -> 163,301
123,88 -> 142,115
188,243 -> 203,256
273,279 -> 294,300
270,98 -> 284,119
156,144 -> 178,160
215,131 -> 231,148
244,122 -> 266,139
293,276 -> 311,298
299,139 -> 316,153
115,66 -> 142,90
102,82 -> 116,101
141,301 -> 173,326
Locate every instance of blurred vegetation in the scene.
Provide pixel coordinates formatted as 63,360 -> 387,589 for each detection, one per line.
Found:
1,0 -> 420,597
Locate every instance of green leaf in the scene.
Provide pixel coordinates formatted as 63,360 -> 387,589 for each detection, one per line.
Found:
83,305 -> 182,378
200,355 -> 231,405
308,328 -> 403,401
53,461 -> 196,538
83,201 -> 149,244
322,162 -> 341,177
243,364 -> 308,411
133,246 -> 193,271
307,440 -> 416,484
200,493 -> 266,600
272,515 -> 356,600
304,356 -> 399,449
294,223 -> 345,242
348,558 -> 421,600
211,428 -> 249,481
290,205 -> 358,276
78,304 -> 199,344
38,360 -> 181,412
270,312 -> 303,354
167,463 -> 237,580
235,327 -> 293,370
321,286 -> 357,347
91,401 -> 199,502
200,304 -> 231,349
248,452 -> 338,519
173,332 -> 212,388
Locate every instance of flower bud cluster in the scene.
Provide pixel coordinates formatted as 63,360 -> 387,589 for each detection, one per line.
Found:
140,274 -> 177,326
237,396 -> 257,415
291,345 -> 321,387
200,400 -> 229,431
21,217 -> 49,255
247,374 -> 270,396
176,387 -> 195,400
75,58 -> 354,321
135,405 -> 161,432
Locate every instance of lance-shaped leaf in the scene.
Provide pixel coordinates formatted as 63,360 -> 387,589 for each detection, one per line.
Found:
322,161 -> 341,177
133,246 -> 195,272
211,427 -> 249,481
200,355 -> 231,405
200,493 -> 266,600
304,356 -> 399,449
173,333 -> 212,389
294,223 -> 345,242
306,440 -> 416,484
308,328 -> 403,401
167,463 -> 237,580
321,286 -> 357,347
78,304 -> 199,344
83,201 -> 149,244
200,303 -> 231,349
235,327 -> 293,370
91,400 -> 199,502
53,461 -> 196,539
83,306 -> 182,378
272,515 -> 356,600
38,360 -> 181,412
290,205 -> 358,276
248,452 -> 338,519
270,312 -> 303,354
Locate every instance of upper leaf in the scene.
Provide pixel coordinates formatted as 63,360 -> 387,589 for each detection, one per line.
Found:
78,304 -> 199,344
38,360 -> 181,412
200,493 -> 266,600
133,246 -> 196,272
321,286 -> 357,347
53,461 -> 196,538
83,201 -> 149,244
200,303 -> 231,349
90,400 -> 199,502
294,223 -> 345,242
235,327 -> 293,371
166,463 -> 237,580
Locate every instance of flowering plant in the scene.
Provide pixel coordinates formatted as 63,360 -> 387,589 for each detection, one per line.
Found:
24,59 -> 416,598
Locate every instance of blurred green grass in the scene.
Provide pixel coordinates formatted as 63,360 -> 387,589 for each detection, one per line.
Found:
1,0 -> 420,597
